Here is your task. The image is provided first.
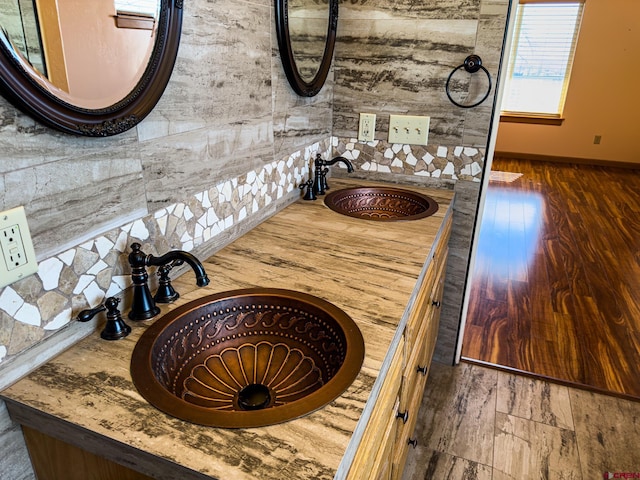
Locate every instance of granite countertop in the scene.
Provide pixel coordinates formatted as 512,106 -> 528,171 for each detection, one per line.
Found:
1,179 -> 454,480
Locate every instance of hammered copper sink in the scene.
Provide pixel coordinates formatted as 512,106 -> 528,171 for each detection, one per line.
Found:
324,186 -> 438,221
131,288 -> 365,428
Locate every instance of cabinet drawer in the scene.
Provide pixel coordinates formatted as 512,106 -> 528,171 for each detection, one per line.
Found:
348,336 -> 405,480
432,213 -> 453,268
404,213 -> 452,351
401,245 -> 448,409
404,263 -> 437,352
370,397 -> 400,480
391,371 -> 427,480
399,305 -> 432,415
393,250 -> 450,479
422,250 -> 448,365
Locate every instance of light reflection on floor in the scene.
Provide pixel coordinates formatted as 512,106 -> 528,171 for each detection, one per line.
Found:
488,170 -> 523,183
475,182 -> 543,279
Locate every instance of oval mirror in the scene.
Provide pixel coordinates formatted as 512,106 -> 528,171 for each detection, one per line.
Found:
275,0 -> 337,97
0,0 -> 183,136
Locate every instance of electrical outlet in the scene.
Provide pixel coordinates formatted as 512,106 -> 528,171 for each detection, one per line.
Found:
594,135 -> 602,145
0,206 -> 38,288
388,115 -> 430,145
358,113 -> 376,142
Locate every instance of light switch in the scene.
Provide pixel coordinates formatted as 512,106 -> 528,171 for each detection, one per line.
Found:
388,115 -> 430,145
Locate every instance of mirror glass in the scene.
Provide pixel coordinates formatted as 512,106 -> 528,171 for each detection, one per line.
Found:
0,0 -> 158,109
0,0 -> 182,136
0,0 -> 46,74
287,0 -> 330,83
275,0 -> 337,97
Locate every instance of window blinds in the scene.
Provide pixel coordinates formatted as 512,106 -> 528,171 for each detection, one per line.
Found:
501,1 -> 584,116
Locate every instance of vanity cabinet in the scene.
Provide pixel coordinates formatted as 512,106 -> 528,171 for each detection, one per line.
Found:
347,214 -> 451,480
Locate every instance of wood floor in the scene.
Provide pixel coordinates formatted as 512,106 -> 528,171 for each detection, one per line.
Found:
461,157 -> 640,400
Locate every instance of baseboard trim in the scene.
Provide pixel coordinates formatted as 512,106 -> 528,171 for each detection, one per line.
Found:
494,151 -> 640,170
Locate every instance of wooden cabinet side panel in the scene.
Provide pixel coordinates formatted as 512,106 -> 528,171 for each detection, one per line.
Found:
22,426 -> 154,480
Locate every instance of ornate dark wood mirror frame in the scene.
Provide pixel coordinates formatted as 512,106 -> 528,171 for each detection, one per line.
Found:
275,0 -> 338,97
0,0 -> 183,137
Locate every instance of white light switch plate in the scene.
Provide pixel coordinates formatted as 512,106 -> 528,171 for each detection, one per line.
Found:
388,114 -> 430,145
0,206 -> 38,288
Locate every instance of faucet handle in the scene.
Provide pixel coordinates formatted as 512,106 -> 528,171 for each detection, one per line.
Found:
321,167 -> 330,192
77,304 -> 107,323
129,242 -> 147,267
77,297 -> 131,341
154,261 -> 182,303
102,297 -> 132,340
300,179 -> 317,201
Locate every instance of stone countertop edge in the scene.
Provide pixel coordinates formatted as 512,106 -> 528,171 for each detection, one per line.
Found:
0,179 -> 454,480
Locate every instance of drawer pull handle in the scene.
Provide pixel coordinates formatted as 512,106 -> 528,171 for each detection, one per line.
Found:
432,300 -> 441,308
396,410 -> 409,424
417,365 -> 428,376
408,438 -> 418,448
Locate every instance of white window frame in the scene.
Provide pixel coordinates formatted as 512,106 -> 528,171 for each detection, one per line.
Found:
500,0 -> 585,125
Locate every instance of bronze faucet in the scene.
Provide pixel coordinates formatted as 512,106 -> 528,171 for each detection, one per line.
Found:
128,243 -> 210,320
312,154 -> 354,196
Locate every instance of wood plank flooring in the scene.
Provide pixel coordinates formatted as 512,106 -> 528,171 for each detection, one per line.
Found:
461,157 -> 640,400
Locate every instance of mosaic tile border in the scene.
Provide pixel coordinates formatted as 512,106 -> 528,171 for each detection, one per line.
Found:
0,141 -> 329,365
332,136 -> 484,182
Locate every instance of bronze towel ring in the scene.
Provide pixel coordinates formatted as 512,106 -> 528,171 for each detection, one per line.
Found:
445,55 -> 492,109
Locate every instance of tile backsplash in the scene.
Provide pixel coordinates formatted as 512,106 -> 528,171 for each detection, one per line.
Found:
334,137 -> 484,182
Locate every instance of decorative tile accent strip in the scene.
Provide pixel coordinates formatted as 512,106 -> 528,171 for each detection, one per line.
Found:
332,136 -> 484,182
0,142 -> 328,365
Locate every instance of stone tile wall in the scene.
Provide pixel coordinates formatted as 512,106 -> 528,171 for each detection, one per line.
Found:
335,138 -> 484,181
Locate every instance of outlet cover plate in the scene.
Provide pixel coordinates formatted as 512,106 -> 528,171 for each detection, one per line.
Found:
388,114 -> 430,145
358,113 -> 376,142
0,206 -> 38,288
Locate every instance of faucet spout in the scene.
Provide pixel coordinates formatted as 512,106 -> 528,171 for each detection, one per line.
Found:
312,154 -> 354,196
128,243 -> 210,321
147,250 -> 210,287
323,156 -> 354,173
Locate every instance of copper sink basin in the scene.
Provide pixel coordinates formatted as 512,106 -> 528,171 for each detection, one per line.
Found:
324,186 -> 438,221
131,288 -> 365,428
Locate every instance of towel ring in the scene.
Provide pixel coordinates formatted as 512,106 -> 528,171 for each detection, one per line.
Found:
445,55 -> 492,109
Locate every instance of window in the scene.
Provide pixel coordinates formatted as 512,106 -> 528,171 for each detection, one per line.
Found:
114,0 -> 158,17
114,0 -> 158,30
501,0 -> 584,122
